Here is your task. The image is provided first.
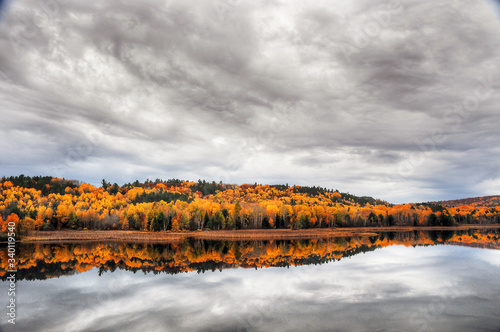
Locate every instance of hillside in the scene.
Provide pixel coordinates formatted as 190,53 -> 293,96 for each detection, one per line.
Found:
437,195 -> 500,207
0,175 -> 499,238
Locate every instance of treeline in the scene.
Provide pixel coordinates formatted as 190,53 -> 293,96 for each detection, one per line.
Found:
0,175 -> 499,236
1,175 -> 79,195
437,195 -> 500,208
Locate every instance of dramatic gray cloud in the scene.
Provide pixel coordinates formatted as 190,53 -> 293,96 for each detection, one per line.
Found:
1,0 -> 500,202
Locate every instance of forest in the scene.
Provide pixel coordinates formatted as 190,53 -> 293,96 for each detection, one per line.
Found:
1,175 -> 499,239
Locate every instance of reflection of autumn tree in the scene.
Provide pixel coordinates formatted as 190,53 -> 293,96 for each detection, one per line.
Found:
2,229 -> 499,280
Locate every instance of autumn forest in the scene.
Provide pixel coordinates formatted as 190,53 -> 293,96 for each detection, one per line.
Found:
1,175 -> 499,241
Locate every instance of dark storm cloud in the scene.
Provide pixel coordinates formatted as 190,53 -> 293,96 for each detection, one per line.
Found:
0,0 -> 499,202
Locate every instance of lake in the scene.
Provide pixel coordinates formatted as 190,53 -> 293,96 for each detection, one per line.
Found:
1,229 -> 500,331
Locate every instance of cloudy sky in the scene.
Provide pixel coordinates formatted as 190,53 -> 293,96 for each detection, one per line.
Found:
0,0 -> 500,203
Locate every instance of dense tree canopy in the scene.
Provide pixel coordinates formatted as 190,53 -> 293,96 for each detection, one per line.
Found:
0,175 -> 499,237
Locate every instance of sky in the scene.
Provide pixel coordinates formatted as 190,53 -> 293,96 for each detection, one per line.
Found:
0,0 -> 499,203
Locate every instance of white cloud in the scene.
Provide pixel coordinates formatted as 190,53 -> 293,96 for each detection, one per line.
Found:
1,0 -> 500,202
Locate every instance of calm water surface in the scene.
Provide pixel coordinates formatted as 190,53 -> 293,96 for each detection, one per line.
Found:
1,230 -> 500,331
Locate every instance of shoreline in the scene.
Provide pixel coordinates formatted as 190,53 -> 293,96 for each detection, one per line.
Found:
14,224 -> 500,243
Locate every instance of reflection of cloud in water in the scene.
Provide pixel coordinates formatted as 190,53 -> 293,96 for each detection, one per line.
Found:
2,246 -> 500,332
471,248 -> 500,267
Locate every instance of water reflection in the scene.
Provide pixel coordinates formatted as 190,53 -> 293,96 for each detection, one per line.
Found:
1,229 -> 499,280
0,229 -> 499,331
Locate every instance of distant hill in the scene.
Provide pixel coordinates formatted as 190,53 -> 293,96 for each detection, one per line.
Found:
436,195 -> 500,207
